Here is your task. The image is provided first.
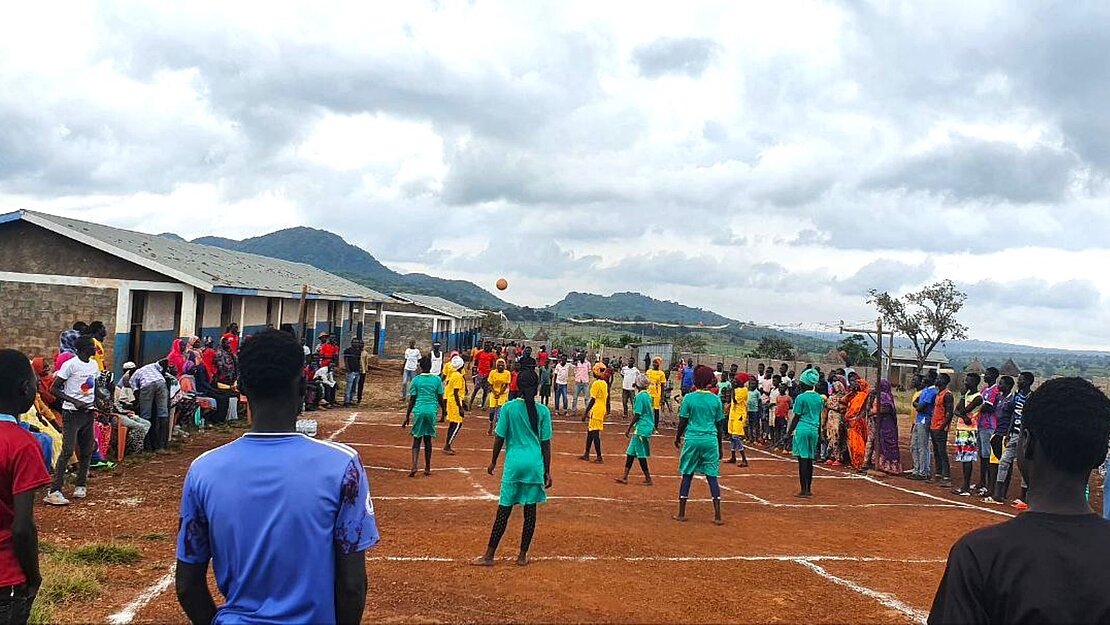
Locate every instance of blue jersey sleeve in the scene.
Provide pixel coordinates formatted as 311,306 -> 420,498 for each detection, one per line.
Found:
176,469 -> 211,564
335,456 -> 380,555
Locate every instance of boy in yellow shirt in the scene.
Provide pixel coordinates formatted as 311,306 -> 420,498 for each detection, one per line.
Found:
580,364 -> 608,463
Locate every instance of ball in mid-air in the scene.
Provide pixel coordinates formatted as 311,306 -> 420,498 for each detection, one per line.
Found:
496,278 -> 508,291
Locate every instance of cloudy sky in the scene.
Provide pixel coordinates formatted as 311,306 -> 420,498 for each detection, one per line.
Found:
3,1 -> 1109,349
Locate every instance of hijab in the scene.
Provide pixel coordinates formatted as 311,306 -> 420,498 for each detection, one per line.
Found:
167,339 -> 186,378
879,379 -> 895,414
201,348 -> 218,379
31,357 -> 56,405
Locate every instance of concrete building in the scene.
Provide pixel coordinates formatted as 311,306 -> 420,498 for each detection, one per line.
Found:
0,210 -> 390,374
382,292 -> 483,356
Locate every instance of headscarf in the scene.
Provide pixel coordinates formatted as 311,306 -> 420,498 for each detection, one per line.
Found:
592,362 -> 607,378
799,369 -> 820,387
167,339 -> 186,378
496,358 -> 507,368
450,355 -> 465,371
694,365 -> 716,389
635,372 -> 650,389
182,351 -> 199,376
879,379 -> 895,414
31,357 -> 56,405
59,329 -> 79,355
201,348 -> 218,379
735,372 -> 750,386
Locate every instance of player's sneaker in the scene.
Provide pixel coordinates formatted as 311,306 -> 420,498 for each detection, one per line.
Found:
44,491 -> 70,506
73,486 -> 87,499
1012,499 -> 1029,511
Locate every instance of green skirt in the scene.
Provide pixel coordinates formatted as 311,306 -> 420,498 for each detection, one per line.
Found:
678,435 -> 720,476
626,435 -> 651,459
499,481 -> 547,507
410,410 -> 438,438
792,425 -> 818,460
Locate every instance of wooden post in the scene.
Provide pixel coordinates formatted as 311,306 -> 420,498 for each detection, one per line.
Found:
876,317 -> 883,387
297,284 -> 308,343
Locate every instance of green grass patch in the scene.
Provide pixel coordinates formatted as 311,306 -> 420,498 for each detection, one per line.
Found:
64,543 -> 141,566
30,556 -> 102,624
140,532 -> 167,541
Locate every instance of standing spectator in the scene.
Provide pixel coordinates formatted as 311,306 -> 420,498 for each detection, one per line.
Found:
0,350 -> 52,622
342,340 -> 363,408
929,377 -> 1110,624
536,346 -> 549,368
87,321 -> 108,372
620,361 -> 640,418
930,374 -> 955,488
221,323 -> 240,356
552,355 -> 570,416
571,355 -> 591,415
401,340 -> 421,400
429,342 -> 444,377
910,372 -> 938,481
317,335 -> 339,369
44,337 -> 99,506
54,321 -> 87,372
358,341 -> 371,406
976,367 -> 1001,496
176,330 -> 379,624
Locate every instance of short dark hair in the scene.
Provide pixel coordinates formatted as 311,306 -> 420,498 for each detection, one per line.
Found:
938,373 -> 951,386
999,375 -> 1015,391
1019,371 -> 1035,386
985,366 -> 1000,377
418,355 -> 432,373
966,373 -> 981,387
88,320 -> 106,335
73,321 -> 89,333
0,349 -> 34,406
75,336 -> 95,353
238,330 -> 305,397
1023,377 -> 1110,475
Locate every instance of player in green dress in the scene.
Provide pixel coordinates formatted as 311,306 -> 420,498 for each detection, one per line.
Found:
403,356 -> 445,478
474,367 -> 553,567
674,365 -> 726,525
617,372 -> 655,486
783,368 -> 825,498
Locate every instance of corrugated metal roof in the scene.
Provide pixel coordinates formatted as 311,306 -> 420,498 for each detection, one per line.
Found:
391,292 -> 483,319
880,347 -> 950,364
13,210 -> 388,301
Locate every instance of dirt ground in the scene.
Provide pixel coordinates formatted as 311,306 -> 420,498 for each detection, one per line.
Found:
37,369 -> 1103,624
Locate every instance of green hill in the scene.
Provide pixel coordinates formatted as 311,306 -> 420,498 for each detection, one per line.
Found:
545,291 -> 733,325
191,228 -> 510,310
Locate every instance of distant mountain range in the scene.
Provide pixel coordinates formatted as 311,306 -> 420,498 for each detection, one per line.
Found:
181,227 -> 511,310
545,291 -> 733,325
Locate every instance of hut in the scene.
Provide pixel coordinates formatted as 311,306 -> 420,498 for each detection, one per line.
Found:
1000,358 -> 1022,377
510,326 -> 528,340
532,326 -> 550,342
964,358 -> 985,375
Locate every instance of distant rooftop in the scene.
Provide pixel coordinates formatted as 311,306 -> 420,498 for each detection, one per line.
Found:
4,210 -> 389,301
878,347 -> 950,365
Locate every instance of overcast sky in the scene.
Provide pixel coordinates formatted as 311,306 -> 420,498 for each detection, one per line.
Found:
3,1 -> 1108,350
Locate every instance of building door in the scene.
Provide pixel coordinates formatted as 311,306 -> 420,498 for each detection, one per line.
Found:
194,293 -> 205,338
219,295 -> 233,330
128,291 -> 147,365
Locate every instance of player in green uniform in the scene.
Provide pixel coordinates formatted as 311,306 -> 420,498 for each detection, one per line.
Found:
473,367 -> 553,567
783,368 -> 825,498
403,356 -> 445,477
617,372 -> 655,486
674,366 -> 726,525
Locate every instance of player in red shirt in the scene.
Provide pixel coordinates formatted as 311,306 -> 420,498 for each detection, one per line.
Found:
317,335 -> 339,369
0,349 -> 53,622
469,343 -> 497,410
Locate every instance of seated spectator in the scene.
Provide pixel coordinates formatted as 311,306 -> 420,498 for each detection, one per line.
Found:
192,357 -> 231,424
929,377 -> 1110,624
303,357 -> 322,412
314,360 -> 337,407
116,362 -> 137,410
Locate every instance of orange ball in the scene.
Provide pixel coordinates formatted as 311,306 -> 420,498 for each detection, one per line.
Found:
496,278 -> 508,291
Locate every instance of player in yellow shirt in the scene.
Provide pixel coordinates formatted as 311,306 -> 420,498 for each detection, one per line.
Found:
579,365 -> 609,463
487,359 -> 511,436
727,373 -> 750,467
645,358 -> 667,428
443,355 -> 468,455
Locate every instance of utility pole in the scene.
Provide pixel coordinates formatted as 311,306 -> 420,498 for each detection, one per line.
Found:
840,318 -> 892,384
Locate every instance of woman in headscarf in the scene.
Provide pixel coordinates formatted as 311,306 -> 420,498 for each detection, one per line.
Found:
845,375 -> 871,469
873,379 -> 902,475
726,373 -> 751,467
214,337 -> 239,388
473,367 -> 552,567
673,366 -> 726,526
783,369 -> 825,497
616,372 -> 654,485
487,359 -> 511,436
167,338 -> 187,380
824,376 -> 848,466
31,357 -> 59,415
443,354 -> 468,455
579,362 -> 609,463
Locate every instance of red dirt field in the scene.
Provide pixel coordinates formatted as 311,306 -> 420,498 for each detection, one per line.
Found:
39,397 -> 1081,624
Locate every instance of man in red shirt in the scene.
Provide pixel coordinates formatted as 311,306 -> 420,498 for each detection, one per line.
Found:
222,323 -> 240,355
317,335 -> 339,369
468,343 -> 496,410
0,349 -> 52,622
537,346 -> 549,368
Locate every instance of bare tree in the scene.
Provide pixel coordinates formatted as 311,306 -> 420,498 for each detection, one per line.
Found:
868,280 -> 968,373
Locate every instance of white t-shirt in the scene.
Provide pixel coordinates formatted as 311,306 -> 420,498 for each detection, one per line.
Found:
430,352 -> 443,376
403,348 -> 421,372
56,356 -> 100,411
621,366 -> 639,391
553,363 -> 570,385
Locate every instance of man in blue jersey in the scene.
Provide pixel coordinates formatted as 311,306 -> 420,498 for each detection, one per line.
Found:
175,330 -> 379,624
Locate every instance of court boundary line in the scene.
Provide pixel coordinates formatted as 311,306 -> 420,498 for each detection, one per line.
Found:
795,559 -> 928,624
366,554 -> 945,564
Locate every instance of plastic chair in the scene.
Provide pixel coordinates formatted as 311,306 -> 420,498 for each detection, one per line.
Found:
116,421 -> 128,464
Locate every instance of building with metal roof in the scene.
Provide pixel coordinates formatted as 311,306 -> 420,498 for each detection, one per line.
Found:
378,292 -> 483,356
0,210 -> 391,372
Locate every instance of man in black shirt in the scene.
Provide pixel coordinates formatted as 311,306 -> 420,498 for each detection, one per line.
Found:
929,377 -> 1110,625
341,339 -> 363,408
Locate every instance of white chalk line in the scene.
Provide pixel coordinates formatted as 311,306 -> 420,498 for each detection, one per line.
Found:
368,554 -> 944,565
106,566 -> 176,625
795,559 -> 928,624
108,413 -> 368,624
745,446 -> 1016,519
566,470 -> 862,480
459,468 -> 495,499
371,493 -> 977,509
345,441 -> 788,463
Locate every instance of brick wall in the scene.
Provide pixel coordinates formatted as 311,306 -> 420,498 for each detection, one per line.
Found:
385,315 -> 433,356
0,282 -> 118,362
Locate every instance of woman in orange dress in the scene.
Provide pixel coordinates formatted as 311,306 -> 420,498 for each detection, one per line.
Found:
845,375 -> 871,469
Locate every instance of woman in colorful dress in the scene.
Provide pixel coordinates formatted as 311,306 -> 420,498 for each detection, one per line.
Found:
824,376 -> 848,466
845,375 -> 871,469
873,379 -> 903,475
673,366 -> 726,526
474,367 -> 552,567
403,356 -> 444,477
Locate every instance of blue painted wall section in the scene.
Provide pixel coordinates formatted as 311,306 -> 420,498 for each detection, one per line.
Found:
112,332 -> 131,377
377,328 -> 386,356
139,330 -> 176,368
